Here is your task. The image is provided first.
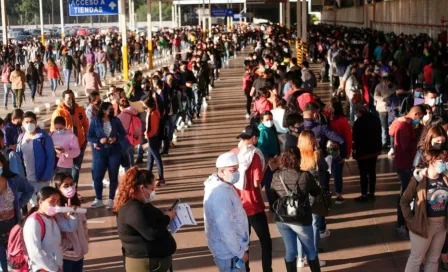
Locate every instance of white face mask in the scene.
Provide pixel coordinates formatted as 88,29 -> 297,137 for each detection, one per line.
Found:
225,170 -> 240,184
142,187 -> 156,203
263,121 -> 273,128
23,123 -> 36,133
427,98 -> 436,107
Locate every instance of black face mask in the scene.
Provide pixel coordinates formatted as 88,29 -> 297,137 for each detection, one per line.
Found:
108,109 -> 114,116
432,143 -> 442,150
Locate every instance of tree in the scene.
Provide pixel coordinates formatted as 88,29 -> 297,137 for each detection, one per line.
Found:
135,2 -> 172,22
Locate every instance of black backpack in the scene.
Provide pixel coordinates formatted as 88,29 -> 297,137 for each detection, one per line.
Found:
273,172 -> 307,222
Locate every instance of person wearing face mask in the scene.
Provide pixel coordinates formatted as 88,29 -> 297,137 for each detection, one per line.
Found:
86,91 -> 101,124
413,123 -> 447,168
204,152 -> 249,272
2,110 -> 26,179
0,153 -> 34,272
50,117 -> 81,175
53,173 -> 89,272
87,102 -> 126,209
16,111 -> 56,207
51,90 -> 89,198
374,75 -> 397,148
115,167 -> 176,272
400,150 -> 448,271
423,88 -> 448,122
23,186 -> 79,272
388,106 -> 424,239
284,113 -> 304,151
258,111 -> 280,210
352,104 -> 382,202
231,126 -> 273,272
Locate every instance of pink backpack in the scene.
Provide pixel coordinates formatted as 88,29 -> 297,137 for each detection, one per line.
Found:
7,213 -> 48,271
125,112 -> 142,146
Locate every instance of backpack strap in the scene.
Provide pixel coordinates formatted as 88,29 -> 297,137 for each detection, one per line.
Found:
30,213 -> 46,241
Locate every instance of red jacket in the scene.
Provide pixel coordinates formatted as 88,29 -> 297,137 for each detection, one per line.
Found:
389,119 -> 418,169
242,73 -> 253,92
330,116 -> 352,157
424,65 -> 433,85
253,97 -> 273,115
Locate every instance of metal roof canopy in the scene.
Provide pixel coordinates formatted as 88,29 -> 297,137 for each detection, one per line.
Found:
173,0 -> 304,4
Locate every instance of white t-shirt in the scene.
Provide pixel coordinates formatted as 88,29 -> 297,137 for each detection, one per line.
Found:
271,108 -> 288,134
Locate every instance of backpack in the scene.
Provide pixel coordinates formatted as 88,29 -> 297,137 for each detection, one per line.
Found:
350,87 -> 363,105
1,65 -> 11,83
124,112 -> 142,146
7,213 -> 47,270
273,173 -> 307,222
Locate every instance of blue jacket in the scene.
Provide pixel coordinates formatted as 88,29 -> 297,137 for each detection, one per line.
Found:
257,123 -> 280,159
87,117 -> 126,156
8,175 -> 34,224
3,122 -> 22,148
304,118 -> 346,158
4,149 -> 26,179
16,128 -> 55,182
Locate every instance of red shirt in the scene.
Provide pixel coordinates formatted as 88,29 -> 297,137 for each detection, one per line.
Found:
389,119 -> 418,169
231,148 -> 265,216
329,116 -> 353,157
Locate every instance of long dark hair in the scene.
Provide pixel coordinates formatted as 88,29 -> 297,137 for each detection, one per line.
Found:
22,186 -> 62,225
0,153 -> 17,178
97,102 -> 112,119
5,109 -> 24,124
52,173 -> 81,207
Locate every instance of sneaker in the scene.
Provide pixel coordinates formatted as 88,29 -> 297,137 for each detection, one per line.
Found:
90,199 -> 104,208
335,196 -> 345,204
102,179 -> 110,188
176,125 -> 183,131
297,257 -> 306,268
388,148 -> 395,157
180,121 -> 185,128
187,120 -> 193,126
173,134 -> 178,139
395,226 -> 410,240
319,260 -> 327,267
157,179 -> 166,187
245,113 -> 250,119
354,195 -> 368,202
106,199 -> 114,210
320,229 -> 331,239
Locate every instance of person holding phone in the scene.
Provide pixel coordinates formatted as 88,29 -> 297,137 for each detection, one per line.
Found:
115,167 -> 176,272
50,116 -> 81,175
87,102 -> 126,210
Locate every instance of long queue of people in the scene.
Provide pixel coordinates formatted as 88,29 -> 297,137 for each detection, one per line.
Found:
0,25 -> 252,272
202,24 -> 448,272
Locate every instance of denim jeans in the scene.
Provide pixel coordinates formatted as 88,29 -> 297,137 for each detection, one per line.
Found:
72,145 -> 86,189
63,258 -> 84,272
28,82 -> 37,99
193,88 -> 203,114
162,114 -> 177,154
397,168 -> 413,227
213,257 -> 246,272
332,158 -> 344,194
136,112 -> 147,160
49,78 -> 58,92
297,214 -> 321,259
349,100 -> 356,125
63,69 -> 72,90
97,63 -> 106,80
3,83 -> 15,107
378,112 -> 392,146
246,212 -> 272,272
276,221 -> 318,262
147,137 -> 164,180
124,145 -> 135,171
110,60 -> 116,76
92,150 -> 121,200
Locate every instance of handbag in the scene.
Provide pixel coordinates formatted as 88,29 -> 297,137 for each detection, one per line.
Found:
273,173 -> 306,222
120,151 -> 130,168
312,185 -> 332,217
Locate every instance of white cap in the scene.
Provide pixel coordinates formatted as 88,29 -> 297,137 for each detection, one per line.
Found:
216,152 -> 239,168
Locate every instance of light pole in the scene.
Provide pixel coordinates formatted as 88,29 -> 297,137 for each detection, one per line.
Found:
39,0 -> 45,44
1,0 -> 7,45
51,0 -> 54,35
147,0 -> 153,69
60,0 -> 65,40
119,0 -> 129,80
159,1 -> 162,30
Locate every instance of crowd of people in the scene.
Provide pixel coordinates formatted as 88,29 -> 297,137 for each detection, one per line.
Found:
0,20 -> 447,272
203,23 -> 448,272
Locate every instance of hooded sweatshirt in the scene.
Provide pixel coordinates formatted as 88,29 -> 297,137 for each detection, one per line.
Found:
50,129 -> 81,169
203,174 -> 249,260
253,97 -> 273,115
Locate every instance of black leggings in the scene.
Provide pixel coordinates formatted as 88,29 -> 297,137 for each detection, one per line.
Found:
245,91 -> 253,115
442,233 -> 448,254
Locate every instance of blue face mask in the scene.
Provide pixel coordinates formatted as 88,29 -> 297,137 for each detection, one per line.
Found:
0,166 -> 3,176
414,91 -> 422,98
412,119 -> 421,126
56,129 -> 65,135
436,161 -> 447,174
226,170 -> 240,184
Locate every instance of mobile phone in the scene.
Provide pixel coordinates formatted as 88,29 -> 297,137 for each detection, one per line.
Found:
170,199 -> 181,211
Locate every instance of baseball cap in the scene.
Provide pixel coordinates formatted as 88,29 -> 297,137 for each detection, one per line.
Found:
236,125 -> 260,139
216,152 -> 239,168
